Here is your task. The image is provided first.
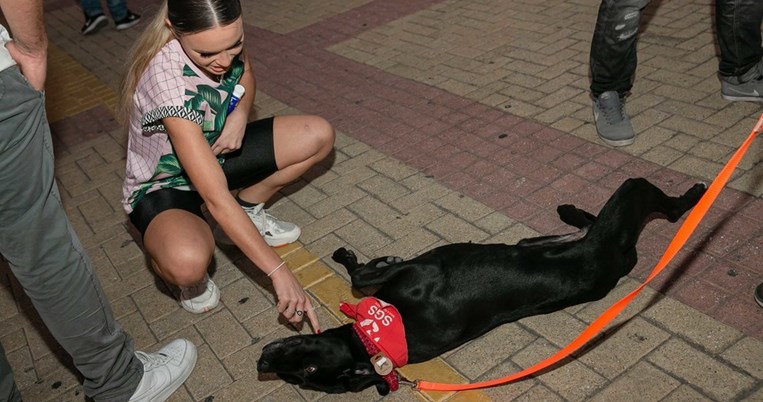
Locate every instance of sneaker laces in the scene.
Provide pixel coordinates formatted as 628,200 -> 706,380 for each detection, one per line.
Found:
598,93 -> 627,126
243,204 -> 285,235
135,350 -> 171,370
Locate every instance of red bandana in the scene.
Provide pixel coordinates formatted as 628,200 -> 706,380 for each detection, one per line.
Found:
340,297 -> 408,391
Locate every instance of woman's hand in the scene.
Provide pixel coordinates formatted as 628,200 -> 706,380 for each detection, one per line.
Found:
211,112 -> 247,155
269,264 -> 321,333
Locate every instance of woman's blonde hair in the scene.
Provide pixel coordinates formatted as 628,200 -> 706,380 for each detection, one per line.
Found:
117,2 -> 172,125
117,0 -> 242,125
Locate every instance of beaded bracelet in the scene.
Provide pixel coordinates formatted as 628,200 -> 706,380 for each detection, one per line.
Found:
267,261 -> 286,277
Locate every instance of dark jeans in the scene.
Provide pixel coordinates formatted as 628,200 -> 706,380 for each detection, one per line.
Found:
590,0 -> 763,96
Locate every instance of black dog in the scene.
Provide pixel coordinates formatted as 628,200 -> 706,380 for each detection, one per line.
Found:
257,178 -> 706,395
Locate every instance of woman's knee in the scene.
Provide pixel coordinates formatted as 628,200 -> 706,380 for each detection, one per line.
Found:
148,240 -> 214,286
304,115 -> 335,157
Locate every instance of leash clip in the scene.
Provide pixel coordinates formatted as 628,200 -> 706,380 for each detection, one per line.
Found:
397,371 -> 418,389
398,378 -> 418,388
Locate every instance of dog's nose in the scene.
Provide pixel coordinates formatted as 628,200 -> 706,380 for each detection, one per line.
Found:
257,357 -> 271,372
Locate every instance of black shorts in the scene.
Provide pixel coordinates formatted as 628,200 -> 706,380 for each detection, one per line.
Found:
129,117 -> 278,236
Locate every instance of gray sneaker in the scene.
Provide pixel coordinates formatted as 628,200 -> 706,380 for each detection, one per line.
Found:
721,62 -> 763,102
593,91 -> 635,147
755,282 -> 763,308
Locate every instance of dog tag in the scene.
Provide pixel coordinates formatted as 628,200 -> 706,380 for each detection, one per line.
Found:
370,353 -> 394,376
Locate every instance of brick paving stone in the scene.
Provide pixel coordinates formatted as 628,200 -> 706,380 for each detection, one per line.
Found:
642,296 -> 742,354
445,323 -> 536,380
720,336 -> 763,380
576,317 -> 670,381
512,339 -> 607,401
187,344 -> 234,400
647,338 -> 756,401
589,361 -> 679,402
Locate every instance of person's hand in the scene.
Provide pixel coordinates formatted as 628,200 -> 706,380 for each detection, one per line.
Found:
211,112 -> 246,155
5,40 -> 46,91
269,264 -> 321,333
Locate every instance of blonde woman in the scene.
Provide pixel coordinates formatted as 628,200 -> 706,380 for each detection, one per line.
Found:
119,0 -> 332,331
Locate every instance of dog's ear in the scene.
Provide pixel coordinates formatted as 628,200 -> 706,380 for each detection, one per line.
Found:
339,364 -> 390,395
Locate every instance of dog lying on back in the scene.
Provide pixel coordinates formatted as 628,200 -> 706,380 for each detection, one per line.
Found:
257,178 -> 706,395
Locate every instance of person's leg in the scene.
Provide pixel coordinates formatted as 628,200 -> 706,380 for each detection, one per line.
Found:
79,0 -> 105,18
0,343 -> 22,402
142,209 -> 216,288
235,115 -> 335,203
216,115 -> 334,247
717,0 -> 763,101
132,189 -> 220,314
0,67 -> 142,401
104,0 -> 128,21
716,0 -> 763,79
589,0 -> 651,147
589,0 -> 651,96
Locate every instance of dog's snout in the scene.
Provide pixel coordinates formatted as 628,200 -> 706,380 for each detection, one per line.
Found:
257,357 -> 270,372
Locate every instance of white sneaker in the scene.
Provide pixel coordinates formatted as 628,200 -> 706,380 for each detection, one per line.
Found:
178,275 -> 220,314
128,339 -> 197,402
213,203 -> 301,248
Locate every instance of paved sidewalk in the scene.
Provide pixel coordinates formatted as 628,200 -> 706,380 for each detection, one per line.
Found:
1,0 -> 762,401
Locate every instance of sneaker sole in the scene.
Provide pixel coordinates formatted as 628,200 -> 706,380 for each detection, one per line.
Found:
213,226 -> 300,248
264,227 -> 301,248
179,283 -> 220,314
598,135 -> 635,147
721,94 -> 763,103
115,19 -> 140,30
82,18 -> 108,35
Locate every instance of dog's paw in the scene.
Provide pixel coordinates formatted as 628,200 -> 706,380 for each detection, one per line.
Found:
332,247 -> 357,265
684,182 -> 708,204
557,204 -> 595,229
374,256 -> 403,268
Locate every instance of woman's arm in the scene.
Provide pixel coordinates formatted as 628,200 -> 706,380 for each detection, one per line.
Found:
164,116 -> 320,332
211,50 -> 256,155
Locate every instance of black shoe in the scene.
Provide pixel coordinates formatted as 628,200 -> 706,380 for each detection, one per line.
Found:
115,11 -> 141,30
755,283 -> 763,308
81,14 -> 107,35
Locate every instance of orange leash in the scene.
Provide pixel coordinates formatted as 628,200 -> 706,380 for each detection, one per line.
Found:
415,113 -> 763,392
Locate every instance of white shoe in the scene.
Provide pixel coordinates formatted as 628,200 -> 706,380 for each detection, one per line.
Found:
128,339 -> 197,402
213,203 -> 301,248
178,275 -> 220,314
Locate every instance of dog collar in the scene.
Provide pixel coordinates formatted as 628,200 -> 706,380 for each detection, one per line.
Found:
340,297 -> 408,391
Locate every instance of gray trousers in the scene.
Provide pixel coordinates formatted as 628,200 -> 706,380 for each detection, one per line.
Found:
0,66 -> 142,401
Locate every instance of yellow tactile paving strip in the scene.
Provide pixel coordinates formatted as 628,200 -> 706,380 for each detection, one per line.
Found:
45,40 -> 491,401
45,43 -> 117,123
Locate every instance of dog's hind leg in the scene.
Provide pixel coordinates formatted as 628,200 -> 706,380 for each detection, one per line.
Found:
517,205 -> 596,247
332,248 -> 404,274
332,248 -> 363,274
587,178 -> 707,250
663,182 -> 706,222
557,204 -> 597,229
